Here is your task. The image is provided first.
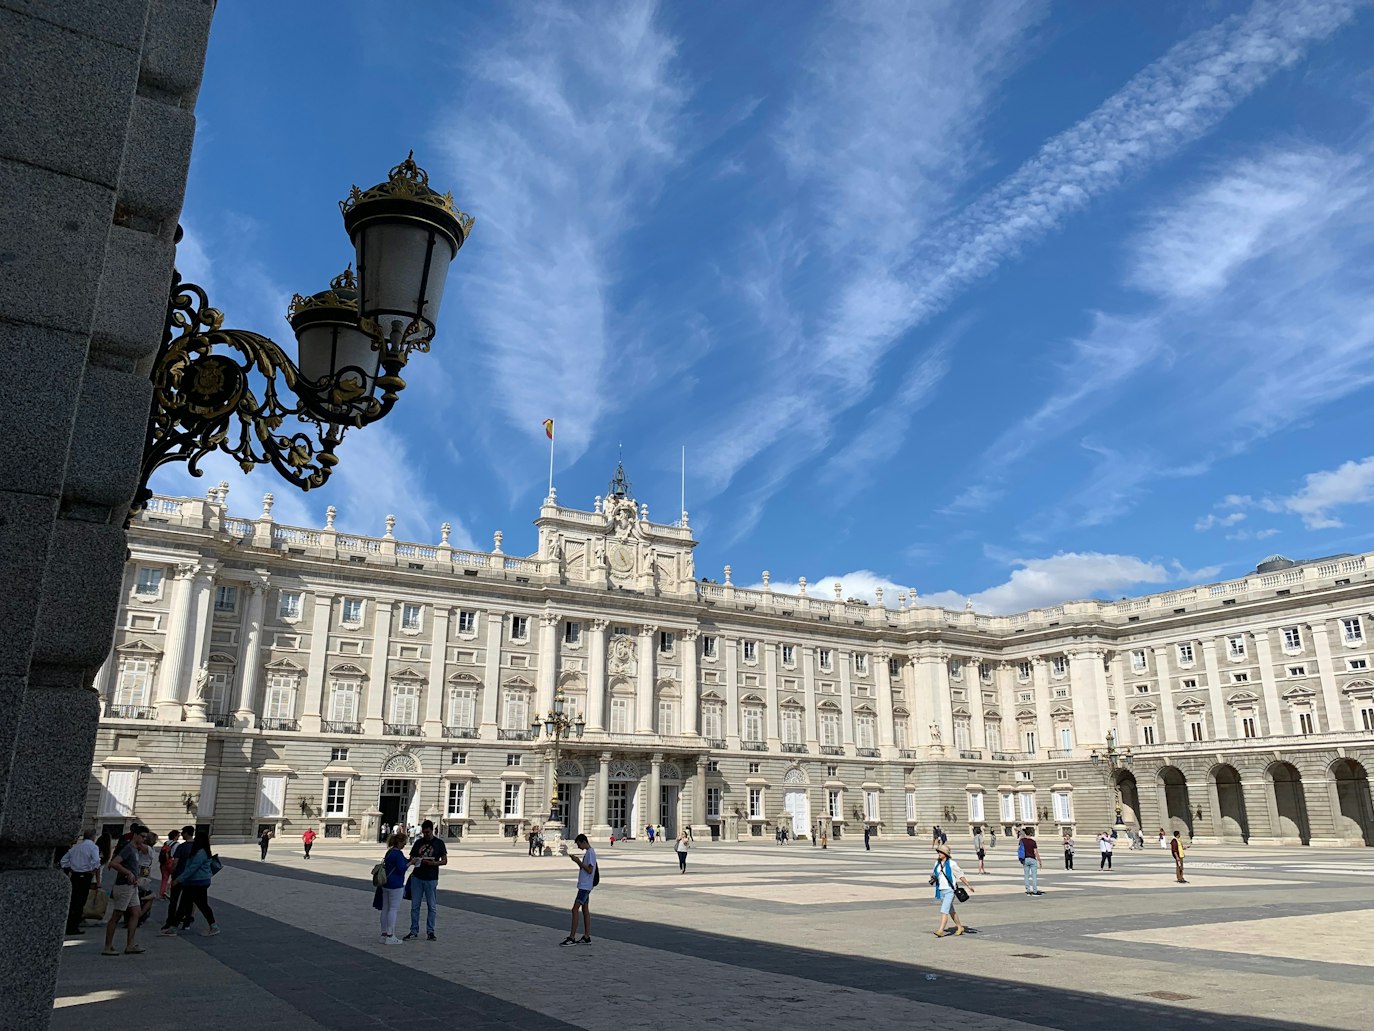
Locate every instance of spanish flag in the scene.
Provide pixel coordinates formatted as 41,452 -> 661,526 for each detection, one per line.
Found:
543,418 -> 555,440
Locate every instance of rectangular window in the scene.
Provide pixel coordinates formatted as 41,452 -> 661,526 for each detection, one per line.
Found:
889,657 -> 902,678
1018,792 -> 1036,823
856,714 -> 876,750
134,567 -> 164,597
448,687 -> 475,729
503,782 -> 522,817
1051,656 -> 1067,676
400,603 -> 422,631
702,635 -> 717,659
1349,658 -> 1370,671
967,791 -> 985,823
782,644 -> 795,666
1241,716 -> 1257,738
1288,665 -> 1306,677
1131,650 -> 1147,672
1024,729 -> 1037,754
114,658 -> 153,708
506,753 -> 521,767
827,789 -> 841,820
1359,705 -> 1374,733
781,709 -> 803,744
1298,711 -> 1316,735
1228,635 -> 1246,659
446,781 -> 466,818
1282,626 -> 1302,650
1181,678 -> 1197,689
1189,720 -> 1205,742
564,621 -> 581,645
748,787 -> 763,818
864,790 -> 879,822
451,750 -> 467,765
979,662 -> 992,680
329,679 -> 359,724
100,769 -> 138,817
949,660 -> 962,679
610,697 -> 631,734
389,683 -> 419,725
1052,791 -> 1071,823
820,711 -> 841,747
894,718 -> 909,749
985,723 -> 1002,753
1232,672 -> 1249,683
659,631 -> 674,654
907,790 -> 918,822
214,585 -> 238,613
265,675 -> 296,719
259,775 -> 286,818
657,699 -> 674,736
510,615 -> 529,641
1342,617 -> 1364,644
706,787 -> 721,818
1176,643 -> 1194,664
502,692 -> 529,732
1018,661 -> 1032,679
1141,724 -> 1156,745
278,591 -> 302,620
952,719 -> 970,751
1058,726 -> 1073,751
826,765 -> 838,778
999,792 -> 1015,823
457,610 -> 477,634
818,648 -> 833,671
1135,685 -> 1150,694
743,707 -> 764,743
854,653 -> 868,674
341,597 -> 364,625
330,747 -> 350,761
742,640 -> 757,662
325,779 -> 347,816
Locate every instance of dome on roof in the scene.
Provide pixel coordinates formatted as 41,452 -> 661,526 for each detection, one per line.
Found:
1256,555 -> 1296,573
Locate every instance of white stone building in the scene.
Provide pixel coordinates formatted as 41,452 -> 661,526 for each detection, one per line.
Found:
86,467 -> 1374,848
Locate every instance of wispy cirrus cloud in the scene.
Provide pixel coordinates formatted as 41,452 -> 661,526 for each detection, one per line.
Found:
438,0 -> 688,482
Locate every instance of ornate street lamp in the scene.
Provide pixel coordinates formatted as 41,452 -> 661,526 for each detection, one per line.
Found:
1091,730 -> 1134,829
531,689 -> 585,843
134,153 -> 473,513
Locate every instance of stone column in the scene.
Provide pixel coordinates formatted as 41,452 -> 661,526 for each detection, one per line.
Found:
154,562 -> 198,719
636,624 -> 657,734
587,619 -> 609,732
648,753 -> 663,831
692,756 -> 710,838
364,601 -> 393,734
875,652 -> 895,753
423,606 -> 449,737
964,656 -> 985,752
1106,653 -> 1132,745
801,645 -> 819,746
681,629 -> 699,736
1152,646 -> 1175,743
232,576 -> 269,727
1308,622 -> 1347,732
1252,630 -> 1284,736
1067,648 -> 1108,748
536,612 -> 560,719
299,590 -> 334,733
1030,656 -> 1053,754
480,609 -> 504,733
764,642 -> 780,744
1200,638 -> 1230,739
92,657 -> 115,707
183,563 -> 219,695
724,637 -> 741,743
911,653 -> 938,749
838,650 -> 856,748
592,751 -> 611,839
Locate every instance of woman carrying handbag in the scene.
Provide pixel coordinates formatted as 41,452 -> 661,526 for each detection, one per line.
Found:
930,841 -> 974,938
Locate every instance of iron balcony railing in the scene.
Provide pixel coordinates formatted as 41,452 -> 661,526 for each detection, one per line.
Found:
260,718 -> 299,732
856,747 -> 880,758
383,723 -> 422,737
444,725 -> 479,739
742,740 -> 768,751
498,728 -> 535,741
108,704 -> 154,720
959,749 -> 983,760
704,738 -> 726,749
781,743 -> 809,753
208,711 -> 233,728
820,745 -> 845,756
322,721 -> 361,734
899,748 -> 918,759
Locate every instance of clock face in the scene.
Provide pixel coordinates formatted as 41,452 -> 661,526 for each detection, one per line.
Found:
608,542 -> 635,574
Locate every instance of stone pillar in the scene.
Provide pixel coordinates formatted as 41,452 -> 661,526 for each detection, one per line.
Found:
1030,656 -> 1052,755
299,590 -> 333,733
994,662 -> 1016,752
592,751 -> 611,839
1067,648 -> 1108,748
838,650 -> 856,748
964,656 -> 985,752
911,654 -> 938,749
724,636 -> 740,743
1152,646 -> 1175,743
364,601 -> 393,734
423,606 -> 449,737
692,756 -> 710,838
875,652 -> 895,752
649,753 -> 663,830
763,642 -> 780,744
183,563 -> 218,695
1308,623 -> 1347,732
536,612 -> 560,719
801,645 -> 819,746
232,576 -> 269,727
153,562 -> 198,719
1200,638 -> 1230,739
92,656 -> 115,706
480,609 -> 504,733
1252,631 -> 1284,736
586,619 -> 608,732
636,624 -> 656,733
1106,653 -> 1132,745
681,628 -> 699,736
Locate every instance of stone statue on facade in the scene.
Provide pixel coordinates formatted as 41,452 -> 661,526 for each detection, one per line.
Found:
190,663 -> 209,704
929,722 -> 942,744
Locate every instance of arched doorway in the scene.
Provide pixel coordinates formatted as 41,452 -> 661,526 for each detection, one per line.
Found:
781,766 -> 811,839
1331,759 -> 1373,846
1158,766 -> 1192,835
1211,764 -> 1249,843
1114,770 -> 1141,827
1267,762 -> 1311,845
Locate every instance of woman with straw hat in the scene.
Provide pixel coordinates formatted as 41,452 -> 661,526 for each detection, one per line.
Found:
930,840 -> 974,937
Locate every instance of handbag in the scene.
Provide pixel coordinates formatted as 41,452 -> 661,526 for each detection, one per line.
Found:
954,885 -> 970,902
209,855 -> 223,875
83,885 -> 108,920
402,876 -> 413,901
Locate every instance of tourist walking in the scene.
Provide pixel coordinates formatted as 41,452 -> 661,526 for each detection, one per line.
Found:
159,824 -> 196,934
1018,829 -> 1042,895
1158,828 -> 1167,848
157,829 -> 180,897
60,830 -> 102,936
258,827 -> 273,860
102,826 -> 147,955
930,841 -> 974,937
646,824 -> 655,844
864,825 -> 872,851
1062,832 -> 1074,870
1098,831 -> 1114,870
562,833 -> 597,946
820,825 -> 829,849
1170,830 -> 1188,883
975,836 -> 987,875
405,819 -> 447,940
811,823 -> 817,847
302,827 -> 316,859
675,831 -> 690,873
377,831 -> 409,944
169,828 -> 219,935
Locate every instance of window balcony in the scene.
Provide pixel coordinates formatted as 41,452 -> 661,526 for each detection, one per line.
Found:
1047,748 -> 1074,759
899,748 -> 918,759
742,740 -> 768,752
209,711 -> 234,728
856,747 -> 880,757
107,704 -> 154,720
384,723 -> 423,737
444,725 -> 479,739
498,728 -> 534,741
322,721 -> 361,734
261,718 -> 299,732
820,745 -> 845,756
958,749 -> 983,760
781,742 -> 809,753
704,738 -> 726,749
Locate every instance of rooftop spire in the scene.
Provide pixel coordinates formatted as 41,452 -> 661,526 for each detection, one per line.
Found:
608,445 -> 632,499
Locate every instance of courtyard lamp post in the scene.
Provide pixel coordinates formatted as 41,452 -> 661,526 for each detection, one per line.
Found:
531,690 -> 585,845
134,153 -> 473,513
1090,731 -> 1134,829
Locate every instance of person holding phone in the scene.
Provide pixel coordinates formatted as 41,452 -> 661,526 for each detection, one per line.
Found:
561,833 -> 596,946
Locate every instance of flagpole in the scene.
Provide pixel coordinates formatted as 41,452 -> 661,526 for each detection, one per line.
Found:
680,445 -> 686,524
548,427 -> 555,500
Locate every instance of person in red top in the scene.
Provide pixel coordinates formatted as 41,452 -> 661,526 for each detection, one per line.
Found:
1170,830 -> 1187,883
302,827 -> 317,859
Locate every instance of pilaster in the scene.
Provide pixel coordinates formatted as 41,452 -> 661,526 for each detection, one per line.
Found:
1030,655 -> 1052,754
1308,623 -> 1346,731
763,642 -> 780,744
586,619 -> 608,732
1252,630 -> 1284,737
536,612 -> 560,719
363,601 -> 392,734
681,628 -> 700,736
299,589 -> 334,733
480,609 -> 504,733
874,651 -> 895,752
838,650 -> 856,748
1152,646 -> 1175,743
591,751 -> 611,839
423,606 -> 449,737
153,561 -> 197,720
1200,638 -> 1230,739
233,575 -> 269,727
636,624 -> 656,734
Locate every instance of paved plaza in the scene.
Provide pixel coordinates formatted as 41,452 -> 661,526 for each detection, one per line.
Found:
53,838 -> 1374,1030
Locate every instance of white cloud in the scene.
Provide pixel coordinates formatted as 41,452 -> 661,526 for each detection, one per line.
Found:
1196,511 -> 1246,531
969,552 -> 1176,614
1271,455 -> 1374,529
747,570 -> 914,608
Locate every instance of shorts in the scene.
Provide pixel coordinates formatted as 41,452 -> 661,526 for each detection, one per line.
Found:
574,888 -> 592,905
936,889 -> 955,914
976,849 -> 985,860
110,884 -> 140,913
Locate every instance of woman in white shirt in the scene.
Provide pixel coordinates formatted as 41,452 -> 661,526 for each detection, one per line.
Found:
931,841 -> 974,937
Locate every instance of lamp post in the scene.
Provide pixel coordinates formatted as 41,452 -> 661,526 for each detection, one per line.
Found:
1090,730 -> 1134,829
530,689 -> 585,845
134,153 -> 473,514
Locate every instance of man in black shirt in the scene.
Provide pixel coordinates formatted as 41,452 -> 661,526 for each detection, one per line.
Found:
404,819 -> 447,940
160,824 -> 196,933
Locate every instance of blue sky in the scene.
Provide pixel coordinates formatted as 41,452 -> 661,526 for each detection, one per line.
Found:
154,0 -> 1374,613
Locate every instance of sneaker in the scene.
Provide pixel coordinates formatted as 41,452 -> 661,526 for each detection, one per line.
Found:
101,947 -> 119,956
427,932 -> 436,941
159,928 -> 177,937
204,925 -> 219,936
559,937 -> 578,947
124,945 -> 146,954
384,935 -> 404,946
577,936 -> 592,944
403,932 -> 418,941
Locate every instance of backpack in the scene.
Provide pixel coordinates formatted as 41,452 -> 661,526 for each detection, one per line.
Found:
592,862 -> 600,888
371,862 -> 388,888
1017,840 -> 1026,863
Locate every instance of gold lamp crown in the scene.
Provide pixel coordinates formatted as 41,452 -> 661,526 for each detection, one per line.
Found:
339,151 -> 475,239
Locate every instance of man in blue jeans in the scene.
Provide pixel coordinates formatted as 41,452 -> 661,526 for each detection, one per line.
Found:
404,820 -> 448,940
1019,828 -> 1042,895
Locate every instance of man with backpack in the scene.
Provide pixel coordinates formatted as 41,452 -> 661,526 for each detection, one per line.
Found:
1018,828 -> 1042,895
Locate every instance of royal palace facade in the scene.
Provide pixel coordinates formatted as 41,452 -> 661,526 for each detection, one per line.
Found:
84,469 -> 1374,848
